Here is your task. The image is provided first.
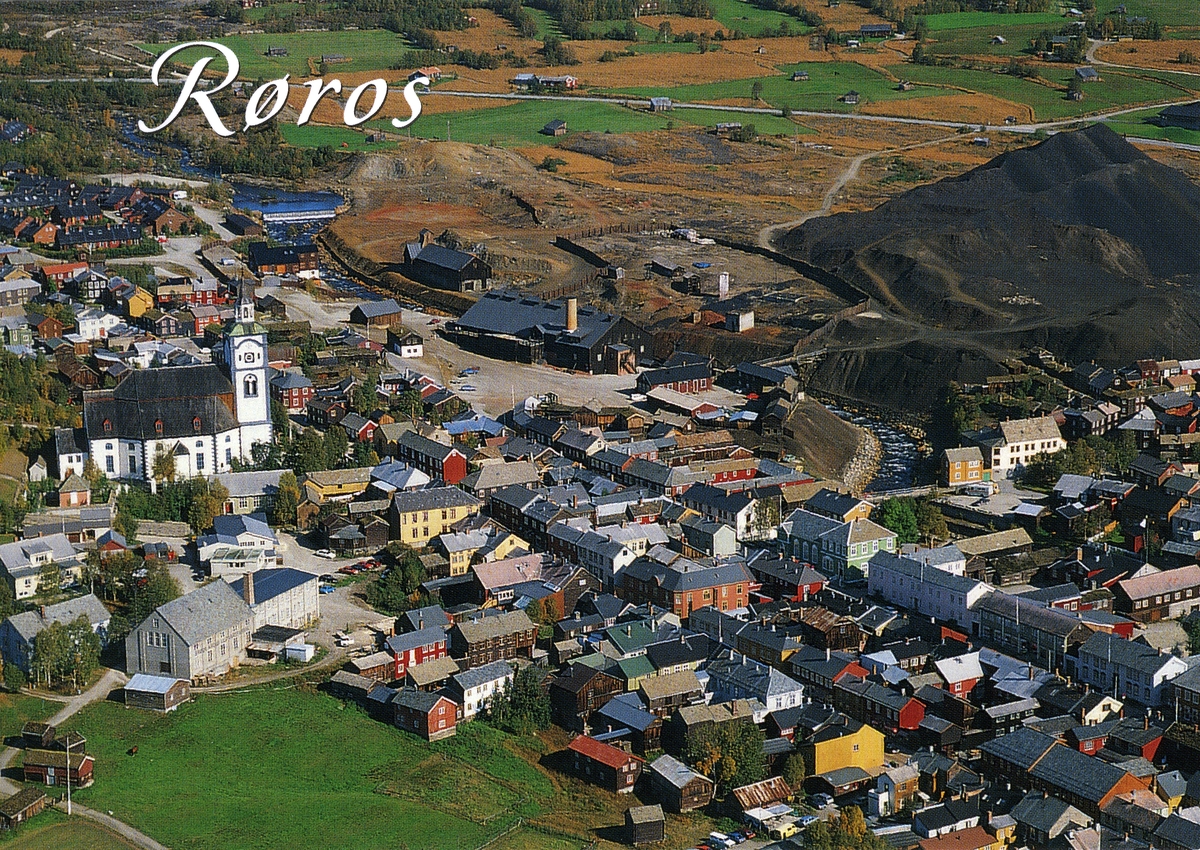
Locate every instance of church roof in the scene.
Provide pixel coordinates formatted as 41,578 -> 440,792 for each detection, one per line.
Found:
83,364 -> 239,441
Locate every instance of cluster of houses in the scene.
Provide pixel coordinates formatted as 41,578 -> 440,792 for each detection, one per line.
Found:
0,172 -> 198,252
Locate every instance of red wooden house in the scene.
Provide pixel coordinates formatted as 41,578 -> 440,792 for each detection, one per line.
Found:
392,688 -> 457,741
567,735 -> 643,793
384,626 -> 447,680
22,749 -> 94,788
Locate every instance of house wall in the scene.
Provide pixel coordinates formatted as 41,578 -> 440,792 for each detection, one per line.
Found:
249,579 -> 319,630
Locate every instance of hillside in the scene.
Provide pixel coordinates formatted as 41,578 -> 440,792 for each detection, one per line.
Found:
781,125 -> 1200,409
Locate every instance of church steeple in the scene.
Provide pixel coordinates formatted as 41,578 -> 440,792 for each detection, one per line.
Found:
236,275 -> 255,324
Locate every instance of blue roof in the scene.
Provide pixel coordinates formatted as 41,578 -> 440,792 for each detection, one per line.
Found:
229,568 -> 315,604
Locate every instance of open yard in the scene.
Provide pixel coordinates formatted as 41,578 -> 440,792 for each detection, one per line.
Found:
279,123 -> 396,151
66,687 -> 718,850
0,811 -> 136,850
0,692 -> 60,736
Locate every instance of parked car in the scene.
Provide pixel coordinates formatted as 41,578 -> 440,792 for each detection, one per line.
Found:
314,549 -> 336,559
798,815 -> 819,827
809,793 -> 834,809
337,565 -> 358,575
460,385 -> 477,392
319,585 -> 335,594
319,574 -> 336,583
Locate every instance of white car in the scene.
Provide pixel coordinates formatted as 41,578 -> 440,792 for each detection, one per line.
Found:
314,549 -> 336,560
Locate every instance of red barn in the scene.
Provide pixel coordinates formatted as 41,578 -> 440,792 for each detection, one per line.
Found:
384,626 -> 447,680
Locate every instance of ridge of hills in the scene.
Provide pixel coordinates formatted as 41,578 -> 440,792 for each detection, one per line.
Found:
781,124 -> 1200,412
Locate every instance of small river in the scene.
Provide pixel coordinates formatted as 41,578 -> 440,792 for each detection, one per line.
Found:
117,120 -> 379,300
827,406 -> 919,493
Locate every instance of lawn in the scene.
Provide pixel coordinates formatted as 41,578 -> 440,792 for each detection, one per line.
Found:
138,30 -> 412,79
612,61 -> 947,112
887,63 -> 1192,120
279,123 -> 394,151
0,811 -> 136,850
710,0 -> 807,36
920,10 -> 1067,31
69,689 -> 552,850
0,692 -> 60,736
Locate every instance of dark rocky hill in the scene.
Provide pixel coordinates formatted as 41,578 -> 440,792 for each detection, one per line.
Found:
781,124 -> 1200,411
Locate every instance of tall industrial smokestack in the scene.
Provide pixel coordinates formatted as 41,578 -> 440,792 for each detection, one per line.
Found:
243,571 -> 255,607
566,297 -> 578,332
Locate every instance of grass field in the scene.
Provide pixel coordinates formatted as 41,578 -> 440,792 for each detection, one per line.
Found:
671,106 -> 815,134
0,812 -> 136,850
69,690 -> 548,850
1099,106 -> 1200,143
920,10 -> 1066,31
525,7 -> 564,41
1116,0 -> 1200,27
401,99 -> 674,145
613,61 -> 947,112
710,0 -> 806,36
926,22 -> 1071,57
67,687 -> 714,850
0,691 -> 59,735
886,63 -> 1193,120
139,30 -> 412,78
279,123 -> 394,151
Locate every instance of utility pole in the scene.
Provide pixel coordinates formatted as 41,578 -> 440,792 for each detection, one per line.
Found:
65,732 -> 72,816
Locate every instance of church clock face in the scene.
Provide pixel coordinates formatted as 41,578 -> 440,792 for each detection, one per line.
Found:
235,341 -> 261,365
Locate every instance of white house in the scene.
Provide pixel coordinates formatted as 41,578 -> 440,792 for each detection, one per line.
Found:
1075,631 -> 1187,707
227,568 -> 319,631
73,308 -> 121,341
451,659 -> 515,720
867,551 -> 992,629
81,283 -> 271,484
576,530 -> 637,593
964,416 -> 1065,480
197,514 -> 278,563
902,544 -> 966,577
703,651 -> 804,722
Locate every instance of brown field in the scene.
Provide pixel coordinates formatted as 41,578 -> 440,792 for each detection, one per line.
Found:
817,2 -> 895,29
434,9 -> 542,55
1097,39 -> 1200,72
0,48 -> 27,65
860,91 -> 1032,123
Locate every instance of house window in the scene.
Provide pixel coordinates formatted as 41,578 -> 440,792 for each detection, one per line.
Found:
196,454 -> 205,470
244,375 -> 259,397
105,456 -> 114,474
193,416 -> 202,433
103,419 -> 112,434
154,420 -> 163,435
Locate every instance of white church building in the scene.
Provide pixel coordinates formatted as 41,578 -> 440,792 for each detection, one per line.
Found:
81,283 -> 273,484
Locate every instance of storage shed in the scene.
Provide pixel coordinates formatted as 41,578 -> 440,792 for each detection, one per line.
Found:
124,673 -> 192,712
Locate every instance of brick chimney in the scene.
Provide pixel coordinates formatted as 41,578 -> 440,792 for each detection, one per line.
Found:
243,572 -> 254,607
